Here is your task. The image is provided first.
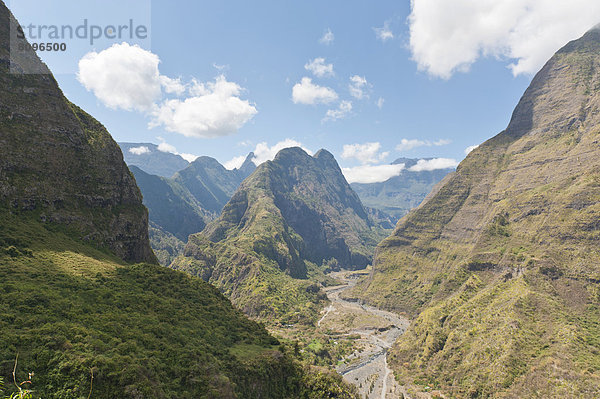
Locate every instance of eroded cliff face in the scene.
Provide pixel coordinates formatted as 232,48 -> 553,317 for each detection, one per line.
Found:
352,29 -> 600,397
172,147 -> 382,321
0,4 -> 155,263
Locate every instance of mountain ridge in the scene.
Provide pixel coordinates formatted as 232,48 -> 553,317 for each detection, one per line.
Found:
172,147 -> 385,322
349,27 -> 600,397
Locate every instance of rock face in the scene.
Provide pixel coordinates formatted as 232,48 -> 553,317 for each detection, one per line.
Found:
0,4 -> 155,263
127,153 -> 256,264
351,157 -> 454,220
119,142 -> 190,178
172,147 -> 382,320
172,154 -> 255,215
352,29 -> 600,397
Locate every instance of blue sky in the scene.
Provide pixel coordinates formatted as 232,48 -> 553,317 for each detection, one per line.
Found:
9,0 -> 600,182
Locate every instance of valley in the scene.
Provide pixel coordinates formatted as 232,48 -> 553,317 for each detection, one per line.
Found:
318,270 -> 409,399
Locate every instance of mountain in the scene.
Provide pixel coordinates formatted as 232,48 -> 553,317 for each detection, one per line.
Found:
129,154 -> 256,264
350,28 -> 600,397
172,147 -> 384,322
351,157 -> 454,220
0,29 -> 154,264
119,142 -> 189,178
0,5 -> 357,398
171,153 -> 255,215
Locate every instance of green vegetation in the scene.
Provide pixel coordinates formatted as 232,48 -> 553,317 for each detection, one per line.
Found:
0,212 -> 360,398
172,147 -> 386,323
350,28 -> 600,397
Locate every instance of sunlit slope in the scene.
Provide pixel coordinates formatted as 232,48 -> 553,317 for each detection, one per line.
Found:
352,28 -> 600,397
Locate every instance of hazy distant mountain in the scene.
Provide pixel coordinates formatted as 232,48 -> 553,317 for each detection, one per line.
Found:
119,142 -> 189,178
172,147 -> 386,322
351,27 -> 600,397
130,153 -> 256,264
351,157 -> 454,220
171,153 -> 255,215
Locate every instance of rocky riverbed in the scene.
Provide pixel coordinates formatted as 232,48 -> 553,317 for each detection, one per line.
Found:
318,271 -> 411,399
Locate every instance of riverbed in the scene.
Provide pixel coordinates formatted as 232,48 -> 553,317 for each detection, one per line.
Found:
317,271 -> 411,399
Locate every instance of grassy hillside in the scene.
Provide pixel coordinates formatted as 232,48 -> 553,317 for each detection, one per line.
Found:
0,212 -> 359,398
349,28 -> 600,397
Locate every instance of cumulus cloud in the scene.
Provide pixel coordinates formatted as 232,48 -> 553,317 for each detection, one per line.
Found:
128,145 -> 151,155
342,142 -> 388,164
319,29 -> 334,45
150,75 -> 258,138
78,43 -> 163,111
323,100 -> 352,122
464,144 -> 480,155
396,138 -> 451,151
342,164 -> 405,184
159,75 -> 186,95
157,141 -> 197,162
223,155 -> 247,170
292,77 -> 338,105
408,158 -> 458,172
305,58 -> 334,77
79,44 -> 257,138
376,97 -> 385,109
409,0 -> 600,79
374,22 -> 394,42
349,75 -> 369,99
252,139 -> 313,165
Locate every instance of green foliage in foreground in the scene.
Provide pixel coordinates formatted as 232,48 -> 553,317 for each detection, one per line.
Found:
0,213 -> 358,398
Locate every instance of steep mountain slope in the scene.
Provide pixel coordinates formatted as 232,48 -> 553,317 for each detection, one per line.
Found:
352,29 -> 600,397
119,142 -> 189,178
172,148 -> 383,321
0,4 -> 358,398
351,158 -> 454,219
0,25 -> 154,264
171,154 -> 255,215
129,154 -> 256,264
129,166 -> 208,265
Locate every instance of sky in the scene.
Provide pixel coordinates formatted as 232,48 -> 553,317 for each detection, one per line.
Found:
8,0 -> 600,183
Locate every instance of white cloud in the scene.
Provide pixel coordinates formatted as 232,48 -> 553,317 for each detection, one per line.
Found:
408,158 -> 458,172
341,142 -> 388,164
79,44 -> 257,139
150,75 -> 258,138
128,145 -> 151,155
349,75 -> 369,99
224,155 -> 247,170
323,100 -> 352,122
396,138 -> 451,151
305,58 -> 334,77
409,0 -> 600,79
179,153 -> 200,163
374,22 -> 394,42
292,77 -> 338,105
157,141 -> 197,162
465,144 -> 480,155
252,139 -> 313,165
319,29 -> 334,45
376,97 -> 385,109
342,164 -> 405,184
78,43 -> 162,111
157,142 -> 177,154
